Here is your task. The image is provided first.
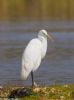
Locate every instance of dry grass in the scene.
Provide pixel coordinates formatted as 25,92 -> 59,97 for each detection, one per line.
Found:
0,0 -> 74,21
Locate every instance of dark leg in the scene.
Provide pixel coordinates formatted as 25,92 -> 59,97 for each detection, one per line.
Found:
31,71 -> 34,87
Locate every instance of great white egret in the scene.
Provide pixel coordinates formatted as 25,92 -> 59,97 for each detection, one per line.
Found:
21,29 -> 53,87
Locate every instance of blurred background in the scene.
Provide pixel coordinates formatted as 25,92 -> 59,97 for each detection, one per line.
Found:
0,0 -> 74,21
0,0 -> 74,86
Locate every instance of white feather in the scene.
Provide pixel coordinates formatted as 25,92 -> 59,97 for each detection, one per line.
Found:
21,30 -> 48,80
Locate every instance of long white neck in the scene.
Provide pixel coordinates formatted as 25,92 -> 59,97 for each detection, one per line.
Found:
38,36 -> 47,59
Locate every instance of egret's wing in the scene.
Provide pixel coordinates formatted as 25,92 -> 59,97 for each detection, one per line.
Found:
21,39 -> 42,79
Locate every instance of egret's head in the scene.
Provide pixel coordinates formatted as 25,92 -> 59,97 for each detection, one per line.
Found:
38,29 -> 54,41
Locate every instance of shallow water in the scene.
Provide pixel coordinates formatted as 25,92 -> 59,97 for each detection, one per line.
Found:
0,21 -> 74,86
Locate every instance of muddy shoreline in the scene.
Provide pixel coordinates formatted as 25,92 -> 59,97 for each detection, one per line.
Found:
0,84 -> 74,99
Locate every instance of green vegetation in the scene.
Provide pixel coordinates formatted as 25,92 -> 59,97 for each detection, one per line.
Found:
0,0 -> 74,21
0,84 -> 74,99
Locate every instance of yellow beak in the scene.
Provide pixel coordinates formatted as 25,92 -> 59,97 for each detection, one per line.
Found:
47,34 -> 54,42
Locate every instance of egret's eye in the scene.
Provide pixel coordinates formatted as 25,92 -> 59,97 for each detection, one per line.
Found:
39,30 -> 48,38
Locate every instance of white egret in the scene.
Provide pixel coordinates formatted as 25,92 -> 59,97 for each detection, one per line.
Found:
21,29 -> 53,87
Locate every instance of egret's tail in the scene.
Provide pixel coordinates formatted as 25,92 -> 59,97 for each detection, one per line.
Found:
21,68 -> 30,80
21,60 -> 33,80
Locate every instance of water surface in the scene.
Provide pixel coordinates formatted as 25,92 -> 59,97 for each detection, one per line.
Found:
0,21 -> 74,86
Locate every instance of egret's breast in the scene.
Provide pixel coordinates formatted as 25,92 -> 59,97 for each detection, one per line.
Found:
39,38 -> 47,59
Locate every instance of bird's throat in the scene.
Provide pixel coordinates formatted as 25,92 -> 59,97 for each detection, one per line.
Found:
39,37 -> 47,59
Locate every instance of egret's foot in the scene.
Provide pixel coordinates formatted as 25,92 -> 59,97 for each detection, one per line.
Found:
34,82 -> 39,87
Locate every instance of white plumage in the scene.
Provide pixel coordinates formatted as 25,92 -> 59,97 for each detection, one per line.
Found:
21,29 -> 53,87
